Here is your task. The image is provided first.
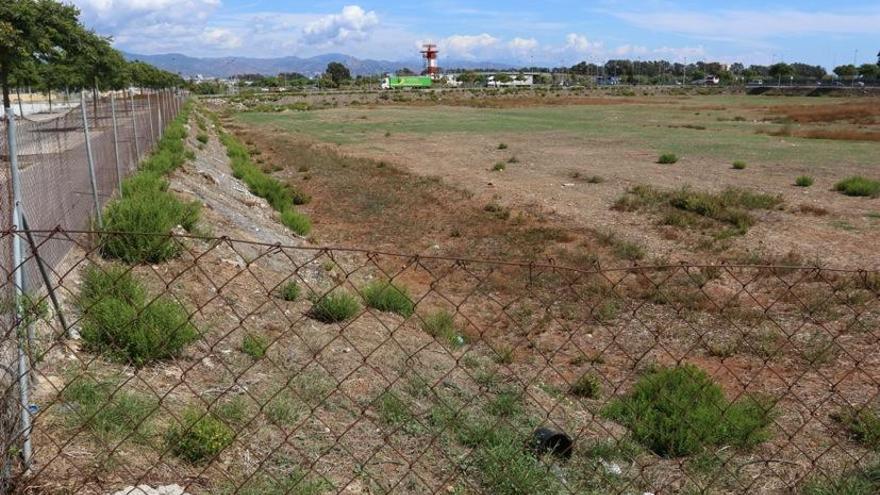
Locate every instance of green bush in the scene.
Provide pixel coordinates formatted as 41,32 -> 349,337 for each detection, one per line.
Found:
362,281 -> 414,317
280,209 -> 311,236
76,264 -> 198,366
241,333 -> 268,359
657,153 -> 679,164
569,372 -> 601,398
196,133 -> 209,144
278,281 -> 301,301
492,162 -> 506,172
603,364 -> 774,457
732,161 -> 747,170
309,291 -> 361,323
795,175 -> 815,187
100,175 -> 201,263
835,176 -> 880,198
166,408 -> 235,463
497,143 -> 508,150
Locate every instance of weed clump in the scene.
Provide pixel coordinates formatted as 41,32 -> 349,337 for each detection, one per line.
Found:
835,176 -> 880,198
833,405 -> 880,450
280,209 -> 312,235
732,161 -> 747,170
166,408 -> 235,463
802,464 -> 880,495
76,264 -> 197,366
362,281 -> 414,317
61,376 -> 155,441
795,176 -> 815,187
604,364 -> 773,457
657,153 -> 679,164
497,143 -> 508,150
241,333 -> 268,359
491,162 -> 506,172
278,280 -> 301,301
196,133 -> 209,144
422,310 -> 466,348
569,372 -> 601,398
309,291 -> 360,323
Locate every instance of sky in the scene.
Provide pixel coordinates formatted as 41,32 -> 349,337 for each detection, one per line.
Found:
69,0 -> 880,68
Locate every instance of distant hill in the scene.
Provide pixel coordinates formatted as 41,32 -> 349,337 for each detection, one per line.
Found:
123,52 -> 515,78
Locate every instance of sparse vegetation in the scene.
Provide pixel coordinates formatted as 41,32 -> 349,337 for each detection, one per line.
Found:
196,133 -> 209,144
76,264 -> 198,366
309,291 -> 361,323
833,405 -> 880,450
802,464 -> 880,495
166,408 -> 235,463
60,376 -> 155,441
218,130 -> 312,234
421,309 -> 466,348
835,176 -> 880,198
569,372 -> 601,398
362,281 -> 414,317
241,333 -> 269,359
604,364 -> 774,457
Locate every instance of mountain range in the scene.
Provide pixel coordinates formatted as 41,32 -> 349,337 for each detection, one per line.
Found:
123,52 -> 515,79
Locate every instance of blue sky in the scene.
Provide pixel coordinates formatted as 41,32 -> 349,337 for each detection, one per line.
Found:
70,1 -> 880,68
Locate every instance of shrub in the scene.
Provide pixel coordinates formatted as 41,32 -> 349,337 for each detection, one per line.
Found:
362,281 -> 414,317
280,209 -> 311,235
835,176 -> 880,198
309,291 -> 360,323
166,408 -> 235,463
657,153 -> 679,164
492,162 -> 506,172
603,364 -> 774,457
732,161 -> 747,170
497,143 -> 508,150
100,175 -> 201,263
569,372 -> 601,398
795,175 -> 815,187
76,264 -> 198,366
279,281 -> 301,301
196,133 -> 209,144
241,333 -> 268,359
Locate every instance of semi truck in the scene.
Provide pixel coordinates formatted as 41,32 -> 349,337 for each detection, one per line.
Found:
381,76 -> 433,89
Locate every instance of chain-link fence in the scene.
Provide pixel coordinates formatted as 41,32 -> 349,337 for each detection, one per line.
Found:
1,229 -> 877,494
0,90 -> 184,492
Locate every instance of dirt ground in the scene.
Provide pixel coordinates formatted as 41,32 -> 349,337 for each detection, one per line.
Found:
233,96 -> 880,269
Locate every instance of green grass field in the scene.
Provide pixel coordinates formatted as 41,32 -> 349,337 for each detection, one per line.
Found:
235,96 -> 879,167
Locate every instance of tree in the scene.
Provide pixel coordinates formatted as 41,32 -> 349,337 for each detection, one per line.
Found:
0,0 -> 84,109
858,63 -> 879,80
396,67 -> 415,76
834,64 -> 859,82
768,63 -> 795,85
325,62 -> 351,87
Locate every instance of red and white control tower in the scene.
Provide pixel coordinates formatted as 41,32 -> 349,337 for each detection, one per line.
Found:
421,44 -> 440,78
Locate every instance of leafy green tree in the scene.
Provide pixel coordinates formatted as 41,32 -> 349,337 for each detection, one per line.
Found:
0,0 -> 84,109
834,64 -> 858,80
768,63 -> 795,84
858,63 -> 879,80
325,62 -> 351,87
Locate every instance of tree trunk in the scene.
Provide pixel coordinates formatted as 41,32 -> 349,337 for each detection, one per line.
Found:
16,87 -> 24,117
1,68 -> 11,112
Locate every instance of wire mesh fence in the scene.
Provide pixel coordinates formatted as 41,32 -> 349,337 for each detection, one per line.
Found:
1,229 -> 878,494
0,89 -> 184,492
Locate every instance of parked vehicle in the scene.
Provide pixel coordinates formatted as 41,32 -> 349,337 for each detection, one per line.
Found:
380,76 -> 433,89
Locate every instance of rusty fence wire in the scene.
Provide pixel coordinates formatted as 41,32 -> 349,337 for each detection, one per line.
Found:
2,229 -> 880,494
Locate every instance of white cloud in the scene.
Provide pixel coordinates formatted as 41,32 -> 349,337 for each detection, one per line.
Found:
302,5 -> 379,46
613,44 -> 648,57
73,0 -> 220,28
563,33 -> 602,54
439,34 -> 500,59
200,27 -> 241,49
509,37 -> 538,51
613,9 -> 880,40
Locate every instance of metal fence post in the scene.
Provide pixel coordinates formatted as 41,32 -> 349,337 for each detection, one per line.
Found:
110,92 -> 122,194
5,110 -> 33,469
129,89 -> 140,161
80,92 -> 103,228
146,89 -> 155,146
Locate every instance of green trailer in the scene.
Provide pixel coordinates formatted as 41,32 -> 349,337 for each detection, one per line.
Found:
382,76 -> 433,89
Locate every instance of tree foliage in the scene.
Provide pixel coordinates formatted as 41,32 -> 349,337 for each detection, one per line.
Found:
325,62 -> 351,87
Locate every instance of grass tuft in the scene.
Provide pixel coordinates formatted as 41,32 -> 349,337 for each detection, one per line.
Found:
492,162 -> 506,172
362,281 -> 414,317
835,176 -> 880,198
802,464 -> 880,495
279,209 -> 312,235
833,405 -> 880,450
657,153 -> 679,164
166,408 -> 235,463
241,333 -> 269,359
795,176 -> 815,187
497,143 -> 508,150
60,376 -> 154,441
604,364 -> 774,457
76,264 -> 197,366
309,291 -> 361,323
421,310 -> 466,348
569,372 -> 602,398
732,161 -> 747,170
278,281 -> 301,301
